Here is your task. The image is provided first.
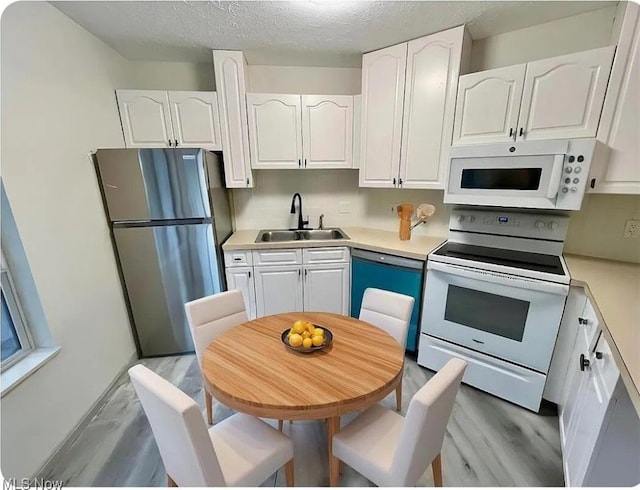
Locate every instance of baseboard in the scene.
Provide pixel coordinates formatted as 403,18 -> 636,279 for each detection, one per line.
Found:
33,351 -> 139,480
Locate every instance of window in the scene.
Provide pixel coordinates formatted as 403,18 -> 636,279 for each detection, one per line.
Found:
1,251 -> 32,370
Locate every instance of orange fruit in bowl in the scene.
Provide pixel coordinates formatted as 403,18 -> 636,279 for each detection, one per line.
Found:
312,335 -> 324,347
302,338 -> 313,349
289,333 -> 303,347
292,320 -> 306,335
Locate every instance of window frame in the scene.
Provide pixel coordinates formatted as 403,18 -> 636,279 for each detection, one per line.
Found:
1,251 -> 33,371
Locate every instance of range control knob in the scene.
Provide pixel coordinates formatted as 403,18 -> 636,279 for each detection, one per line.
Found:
565,167 -> 573,173
568,155 -> 576,163
562,187 -> 569,193
570,187 -> 578,193
573,178 -> 580,184
574,167 -> 582,174
548,221 -> 558,230
535,220 -> 545,229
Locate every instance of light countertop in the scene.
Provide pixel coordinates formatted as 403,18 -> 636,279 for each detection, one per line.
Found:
223,227 -> 446,261
565,254 -> 640,413
223,228 -> 639,411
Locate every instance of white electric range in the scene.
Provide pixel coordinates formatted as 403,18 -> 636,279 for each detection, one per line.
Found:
418,208 -> 571,412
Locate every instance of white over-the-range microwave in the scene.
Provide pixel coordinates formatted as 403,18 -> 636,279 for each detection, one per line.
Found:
444,139 -> 596,210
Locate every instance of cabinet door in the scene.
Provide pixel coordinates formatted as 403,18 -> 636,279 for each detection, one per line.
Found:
352,95 -> 362,169
399,27 -> 465,189
168,91 -> 222,150
247,94 -> 302,169
303,263 -> 350,315
592,5 -> 640,194
254,265 -> 303,317
452,64 -> 526,144
116,90 -> 173,148
212,51 -> 253,188
301,95 -> 353,169
360,43 -> 407,188
518,46 -> 615,141
225,267 -> 256,320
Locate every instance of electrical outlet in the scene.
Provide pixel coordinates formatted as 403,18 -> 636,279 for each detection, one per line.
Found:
339,201 -> 350,214
623,219 -> 640,239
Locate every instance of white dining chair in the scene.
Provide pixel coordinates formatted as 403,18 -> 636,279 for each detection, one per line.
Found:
332,357 -> 467,487
185,289 -> 248,425
129,364 -> 295,487
358,287 -> 414,411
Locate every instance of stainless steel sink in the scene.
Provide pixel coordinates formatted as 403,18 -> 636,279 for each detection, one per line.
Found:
255,228 -> 349,243
300,229 -> 349,240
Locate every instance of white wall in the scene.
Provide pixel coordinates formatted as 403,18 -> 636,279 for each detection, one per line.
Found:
470,6 -> 617,72
247,65 -> 361,94
125,61 -> 215,91
232,170 -> 451,238
0,2 -> 136,478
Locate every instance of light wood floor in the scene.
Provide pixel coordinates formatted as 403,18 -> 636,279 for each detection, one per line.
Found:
40,354 -> 564,487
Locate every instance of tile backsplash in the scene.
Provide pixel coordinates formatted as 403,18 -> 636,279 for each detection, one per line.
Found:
232,170 -> 640,263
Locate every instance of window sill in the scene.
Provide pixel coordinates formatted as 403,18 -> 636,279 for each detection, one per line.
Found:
1,347 -> 60,397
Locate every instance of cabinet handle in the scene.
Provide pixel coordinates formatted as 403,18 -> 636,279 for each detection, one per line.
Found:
298,269 -> 301,277
168,140 -> 173,147
304,269 -> 308,278
509,128 -> 514,138
393,177 -> 397,186
298,159 -> 301,168
399,178 -> 403,187
579,353 -> 590,371
304,159 -> 307,168
519,127 -> 524,137
174,139 -> 178,147
246,178 -> 250,186
248,270 -> 251,278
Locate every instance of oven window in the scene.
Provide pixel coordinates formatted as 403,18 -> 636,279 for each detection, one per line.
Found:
461,168 -> 542,190
444,285 -> 530,342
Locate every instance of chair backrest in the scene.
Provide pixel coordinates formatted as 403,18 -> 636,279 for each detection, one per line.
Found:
128,364 -> 225,486
358,288 -> 414,348
390,357 -> 467,486
185,289 -> 248,364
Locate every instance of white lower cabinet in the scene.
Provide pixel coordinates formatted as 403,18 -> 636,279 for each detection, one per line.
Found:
254,265 -> 304,317
554,287 -> 640,487
225,266 -> 256,320
225,247 -> 350,319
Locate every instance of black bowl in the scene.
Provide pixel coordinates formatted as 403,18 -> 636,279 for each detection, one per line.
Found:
281,325 -> 334,353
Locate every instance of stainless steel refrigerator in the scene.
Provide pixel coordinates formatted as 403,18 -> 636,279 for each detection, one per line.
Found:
94,148 -> 232,357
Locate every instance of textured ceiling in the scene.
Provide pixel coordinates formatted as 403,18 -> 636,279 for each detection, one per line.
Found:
51,1 -> 616,67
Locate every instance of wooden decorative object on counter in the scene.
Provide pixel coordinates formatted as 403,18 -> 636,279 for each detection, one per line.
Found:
397,203 -> 414,240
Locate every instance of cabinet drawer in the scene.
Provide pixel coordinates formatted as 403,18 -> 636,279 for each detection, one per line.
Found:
592,333 -> 620,399
252,249 -> 302,266
303,247 -> 350,264
224,250 -> 252,267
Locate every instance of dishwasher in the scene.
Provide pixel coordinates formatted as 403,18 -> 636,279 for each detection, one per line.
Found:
350,249 -> 425,353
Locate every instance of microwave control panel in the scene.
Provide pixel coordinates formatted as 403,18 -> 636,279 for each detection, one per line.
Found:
554,139 -> 596,210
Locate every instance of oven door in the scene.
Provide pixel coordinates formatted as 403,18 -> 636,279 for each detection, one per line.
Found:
421,261 -> 568,373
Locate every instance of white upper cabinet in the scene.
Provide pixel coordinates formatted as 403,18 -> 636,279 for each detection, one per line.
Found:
591,3 -> 640,194
453,47 -> 615,145
246,93 -> 354,170
518,46 -> 615,141
168,91 -> 222,150
359,26 -> 468,189
400,26 -> 467,188
360,43 -> 408,187
246,94 -> 303,169
453,64 -> 526,144
213,50 -> 253,188
117,90 -> 222,150
302,95 -> 353,169
117,90 -> 174,148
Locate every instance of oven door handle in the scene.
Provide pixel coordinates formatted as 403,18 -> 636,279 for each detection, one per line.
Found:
427,261 -> 569,296
546,154 -> 565,199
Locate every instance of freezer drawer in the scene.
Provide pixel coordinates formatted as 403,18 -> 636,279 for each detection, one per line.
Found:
350,250 -> 424,352
114,223 -> 222,356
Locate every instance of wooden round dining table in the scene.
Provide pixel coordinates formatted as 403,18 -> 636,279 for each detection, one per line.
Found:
201,312 -> 405,486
